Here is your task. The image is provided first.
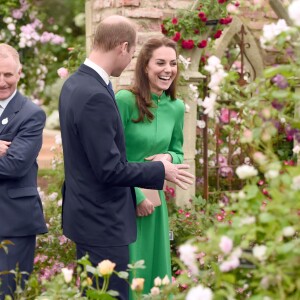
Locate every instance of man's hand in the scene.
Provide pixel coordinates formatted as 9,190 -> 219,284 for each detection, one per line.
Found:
0,140 -> 11,157
145,153 -> 172,162
136,199 -> 155,217
162,160 -> 194,190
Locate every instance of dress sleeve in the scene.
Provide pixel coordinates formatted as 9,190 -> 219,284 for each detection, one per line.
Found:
166,99 -> 185,164
116,90 -> 147,205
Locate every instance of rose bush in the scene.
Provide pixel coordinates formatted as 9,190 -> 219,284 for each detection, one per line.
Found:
161,0 -> 238,50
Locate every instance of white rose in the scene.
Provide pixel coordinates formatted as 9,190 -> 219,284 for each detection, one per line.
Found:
253,245 -> 267,261
61,267 -> 73,283
236,164 -> 258,179
265,169 -> 279,179
282,226 -> 295,237
288,0 -> 300,26
186,285 -> 213,300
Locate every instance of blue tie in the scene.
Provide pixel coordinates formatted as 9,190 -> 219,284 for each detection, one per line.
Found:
107,81 -> 114,96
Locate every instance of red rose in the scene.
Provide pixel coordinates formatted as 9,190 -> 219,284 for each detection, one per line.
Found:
161,24 -> 168,34
172,32 -> 181,42
198,11 -> 206,19
172,17 -> 178,25
194,29 -> 200,34
214,30 -> 223,39
220,17 -> 232,25
197,40 -> 207,48
181,39 -> 195,49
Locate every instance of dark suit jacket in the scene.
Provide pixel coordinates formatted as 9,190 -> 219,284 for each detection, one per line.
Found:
59,64 -> 165,247
0,91 -> 47,237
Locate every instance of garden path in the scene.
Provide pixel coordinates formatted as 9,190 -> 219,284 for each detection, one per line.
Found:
37,129 -> 61,169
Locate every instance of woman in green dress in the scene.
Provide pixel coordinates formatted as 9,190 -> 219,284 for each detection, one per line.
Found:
115,37 -> 185,297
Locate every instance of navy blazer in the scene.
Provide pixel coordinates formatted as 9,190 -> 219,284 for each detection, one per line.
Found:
59,64 -> 165,247
0,91 -> 47,237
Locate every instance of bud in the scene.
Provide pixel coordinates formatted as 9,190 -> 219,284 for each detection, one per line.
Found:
162,275 -> 170,285
154,277 -> 162,286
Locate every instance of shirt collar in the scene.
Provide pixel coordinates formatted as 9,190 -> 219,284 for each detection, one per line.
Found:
0,90 -> 17,110
84,58 -> 110,85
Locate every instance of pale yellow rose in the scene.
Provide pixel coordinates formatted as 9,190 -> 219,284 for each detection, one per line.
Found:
131,278 -> 145,292
97,259 -> 116,276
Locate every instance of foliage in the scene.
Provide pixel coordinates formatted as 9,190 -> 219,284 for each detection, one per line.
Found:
0,0 -> 85,109
162,0 -> 237,50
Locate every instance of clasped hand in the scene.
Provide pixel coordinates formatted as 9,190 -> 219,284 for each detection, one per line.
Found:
0,140 -> 11,157
145,153 -> 194,190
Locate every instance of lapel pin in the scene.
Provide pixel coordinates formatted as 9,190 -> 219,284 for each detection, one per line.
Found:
1,118 -> 8,125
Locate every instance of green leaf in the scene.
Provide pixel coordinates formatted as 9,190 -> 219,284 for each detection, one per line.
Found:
117,271 -> 129,279
271,90 -> 290,99
259,213 -> 275,223
277,242 -> 295,254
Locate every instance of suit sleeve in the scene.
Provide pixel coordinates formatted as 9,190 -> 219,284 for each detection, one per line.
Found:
78,92 -> 165,189
166,100 -> 185,164
0,108 -> 45,178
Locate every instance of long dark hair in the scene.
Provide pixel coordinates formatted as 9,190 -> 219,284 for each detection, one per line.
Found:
131,36 -> 179,123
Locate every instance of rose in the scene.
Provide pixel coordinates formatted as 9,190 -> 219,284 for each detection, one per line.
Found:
154,277 -> 162,286
179,243 -> 199,275
186,284 -> 213,300
57,67 -> 69,79
219,236 -> 233,254
197,40 -> 207,48
288,0 -> 300,27
97,259 -> 116,276
131,278 -> 145,292
282,226 -> 295,237
253,245 -> 267,261
61,267 -> 73,283
235,164 -> 258,179
162,275 -> 170,285
150,287 -> 160,296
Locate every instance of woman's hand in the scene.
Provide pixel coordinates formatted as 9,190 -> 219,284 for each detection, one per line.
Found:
136,199 -> 155,217
145,153 -> 172,162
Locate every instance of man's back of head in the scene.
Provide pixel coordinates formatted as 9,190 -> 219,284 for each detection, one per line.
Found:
93,15 -> 137,53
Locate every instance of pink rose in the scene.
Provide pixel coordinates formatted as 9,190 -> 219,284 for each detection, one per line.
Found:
57,67 -> 69,79
219,236 -> 233,254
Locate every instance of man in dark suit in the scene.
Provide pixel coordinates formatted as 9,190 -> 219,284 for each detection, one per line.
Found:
0,44 -> 47,299
59,15 -> 193,299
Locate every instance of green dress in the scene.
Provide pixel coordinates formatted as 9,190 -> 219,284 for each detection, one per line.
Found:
115,90 -> 185,296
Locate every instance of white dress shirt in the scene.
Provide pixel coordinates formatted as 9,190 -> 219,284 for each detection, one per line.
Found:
0,90 -> 17,118
84,58 -> 110,85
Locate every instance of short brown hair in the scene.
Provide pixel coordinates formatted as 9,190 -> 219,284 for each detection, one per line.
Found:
0,43 -> 21,70
132,36 -> 179,122
92,15 -> 136,52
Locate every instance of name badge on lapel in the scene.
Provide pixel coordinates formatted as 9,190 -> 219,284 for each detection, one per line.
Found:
1,118 -> 8,125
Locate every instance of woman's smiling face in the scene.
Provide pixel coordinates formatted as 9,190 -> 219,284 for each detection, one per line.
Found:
146,46 -> 177,95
